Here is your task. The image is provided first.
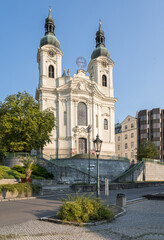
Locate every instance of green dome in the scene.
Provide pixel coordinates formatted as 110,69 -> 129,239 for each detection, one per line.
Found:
40,34 -> 60,48
91,46 -> 109,59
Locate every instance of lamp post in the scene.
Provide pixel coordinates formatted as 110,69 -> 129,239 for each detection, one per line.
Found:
93,134 -> 103,197
87,125 -> 92,184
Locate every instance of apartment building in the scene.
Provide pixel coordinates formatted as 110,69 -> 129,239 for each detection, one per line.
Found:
138,108 -> 164,161
115,115 -> 137,162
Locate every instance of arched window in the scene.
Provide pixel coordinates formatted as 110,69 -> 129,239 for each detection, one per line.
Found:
104,119 -> 108,130
49,65 -> 54,78
102,75 -> 107,87
77,102 -> 87,126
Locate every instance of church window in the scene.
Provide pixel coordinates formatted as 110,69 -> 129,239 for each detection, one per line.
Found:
64,111 -> 67,125
77,102 -> 87,126
96,115 -> 98,128
49,65 -> 54,78
104,119 -> 108,130
102,75 -> 107,87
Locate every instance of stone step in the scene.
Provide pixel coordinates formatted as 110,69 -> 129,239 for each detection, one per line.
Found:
42,188 -> 73,196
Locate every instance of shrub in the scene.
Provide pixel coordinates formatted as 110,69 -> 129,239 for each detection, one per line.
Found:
0,183 -> 41,196
12,164 -> 54,179
12,165 -> 25,174
0,150 -> 4,164
31,164 -> 54,179
57,194 -> 114,225
0,166 -> 25,179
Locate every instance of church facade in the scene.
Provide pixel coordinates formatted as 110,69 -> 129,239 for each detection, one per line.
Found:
35,10 -> 117,158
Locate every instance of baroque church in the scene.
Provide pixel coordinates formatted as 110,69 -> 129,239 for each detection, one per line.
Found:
35,9 -> 117,158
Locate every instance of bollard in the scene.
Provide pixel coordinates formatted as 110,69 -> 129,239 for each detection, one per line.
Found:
105,178 -> 109,196
116,193 -> 126,207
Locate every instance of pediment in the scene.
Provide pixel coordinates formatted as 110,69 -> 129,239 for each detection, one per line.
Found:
56,78 -> 117,103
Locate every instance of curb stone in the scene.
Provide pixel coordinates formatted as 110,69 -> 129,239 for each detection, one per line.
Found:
40,205 -> 126,226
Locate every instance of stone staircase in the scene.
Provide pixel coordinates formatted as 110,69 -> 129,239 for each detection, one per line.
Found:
41,184 -> 74,196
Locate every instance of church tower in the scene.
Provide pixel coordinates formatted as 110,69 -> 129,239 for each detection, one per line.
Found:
88,21 -> 114,98
37,9 -> 63,97
87,21 -> 117,154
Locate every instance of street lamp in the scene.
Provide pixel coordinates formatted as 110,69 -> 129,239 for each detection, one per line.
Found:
93,134 -> 103,197
87,125 -> 92,184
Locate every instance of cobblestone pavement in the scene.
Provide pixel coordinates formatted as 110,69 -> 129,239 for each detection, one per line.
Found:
0,200 -> 164,240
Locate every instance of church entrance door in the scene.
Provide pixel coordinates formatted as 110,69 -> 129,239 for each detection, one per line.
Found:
79,138 -> 87,154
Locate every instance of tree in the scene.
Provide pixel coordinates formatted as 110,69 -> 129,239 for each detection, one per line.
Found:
137,140 -> 159,161
0,91 -> 55,152
21,156 -> 35,180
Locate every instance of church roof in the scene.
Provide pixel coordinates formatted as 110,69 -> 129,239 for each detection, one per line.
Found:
91,21 -> 110,59
40,9 -> 60,48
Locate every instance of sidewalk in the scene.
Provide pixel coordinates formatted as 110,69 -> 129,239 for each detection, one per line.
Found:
0,200 -> 164,240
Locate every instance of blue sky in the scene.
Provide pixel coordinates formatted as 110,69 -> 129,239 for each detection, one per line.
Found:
0,0 -> 164,123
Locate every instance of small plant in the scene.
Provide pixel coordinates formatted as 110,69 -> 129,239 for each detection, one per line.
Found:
20,156 -> 35,180
57,194 -> 114,225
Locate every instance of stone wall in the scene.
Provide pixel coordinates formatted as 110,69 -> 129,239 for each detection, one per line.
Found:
3,157 -> 130,184
145,161 -> 164,181
0,179 -> 19,185
38,158 -> 130,184
117,160 -> 164,182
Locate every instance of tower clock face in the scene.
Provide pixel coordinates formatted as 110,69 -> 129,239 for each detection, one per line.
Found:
48,49 -> 55,57
101,61 -> 107,68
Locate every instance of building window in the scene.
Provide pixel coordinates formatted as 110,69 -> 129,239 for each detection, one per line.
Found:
125,143 -> 128,149
96,115 -> 98,128
128,118 -> 130,121
118,145 -> 120,151
118,136 -> 120,141
64,111 -> 67,125
153,114 -> 160,120
154,141 -> 160,147
131,142 -> 134,148
104,119 -> 108,130
131,133 -> 134,138
125,153 -> 128,158
125,134 -> 128,139
102,75 -> 107,87
131,152 -> 134,158
140,115 -> 147,121
131,123 -> 134,128
153,132 -> 160,137
153,123 -> 160,128
77,102 -> 87,126
125,125 -> 128,130
49,65 -> 54,78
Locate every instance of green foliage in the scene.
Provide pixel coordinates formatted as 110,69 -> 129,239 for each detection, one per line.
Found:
12,164 -> 54,179
12,165 -> 25,174
0,166 -> 25,179
20,156 -> 34,170
0,91 -> 55,152
137,140 -> 159,161
20,156 -> 35,179
57,194 -> 114,225
0,149 -> 4,164
31,164 -> 54,179
0,183 -> 41,196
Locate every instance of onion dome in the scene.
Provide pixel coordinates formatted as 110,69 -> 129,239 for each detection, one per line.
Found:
40,9 -> 60,48
91,20 -> 109,59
